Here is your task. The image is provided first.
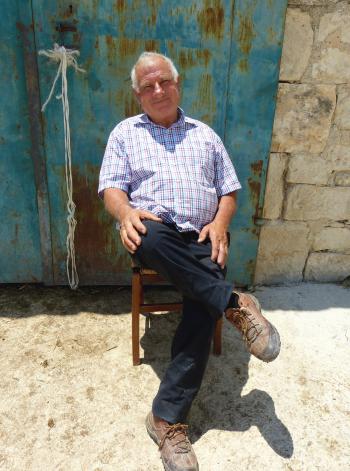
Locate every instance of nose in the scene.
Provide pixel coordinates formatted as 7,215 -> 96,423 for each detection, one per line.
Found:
153,81 -> 164,95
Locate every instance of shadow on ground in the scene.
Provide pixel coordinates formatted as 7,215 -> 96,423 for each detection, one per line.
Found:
1,282 -> 348,320
0,284 -> 130,317
140,311 -> 294,459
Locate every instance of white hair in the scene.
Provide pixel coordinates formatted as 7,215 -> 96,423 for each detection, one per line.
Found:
130,52 -> 179,91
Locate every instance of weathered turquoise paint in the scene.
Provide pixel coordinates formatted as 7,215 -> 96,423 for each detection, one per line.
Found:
225,0 -> 288,285
0,1 -> 43,282
2,0 -> 287,285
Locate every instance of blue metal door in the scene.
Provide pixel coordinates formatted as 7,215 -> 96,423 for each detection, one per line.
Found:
2,0 -> 287,286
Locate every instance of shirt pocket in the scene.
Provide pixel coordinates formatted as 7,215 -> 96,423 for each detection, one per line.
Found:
189,142 -> 215,186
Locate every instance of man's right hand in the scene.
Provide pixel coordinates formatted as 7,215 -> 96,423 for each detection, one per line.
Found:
120,208 -> 162,254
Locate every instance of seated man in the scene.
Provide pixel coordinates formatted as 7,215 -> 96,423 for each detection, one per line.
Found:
98,51 -> 280,471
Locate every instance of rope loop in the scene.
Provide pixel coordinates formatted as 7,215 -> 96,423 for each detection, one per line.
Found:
39,44 -> 85,289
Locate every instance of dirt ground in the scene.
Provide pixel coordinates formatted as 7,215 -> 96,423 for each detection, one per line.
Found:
0,282 -> 349,471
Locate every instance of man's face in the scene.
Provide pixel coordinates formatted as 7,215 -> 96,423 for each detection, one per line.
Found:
134,58 -> 180,128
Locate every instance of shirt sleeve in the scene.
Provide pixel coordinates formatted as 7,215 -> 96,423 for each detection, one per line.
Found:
213,135 -> 242,196
98,128 -> 131,199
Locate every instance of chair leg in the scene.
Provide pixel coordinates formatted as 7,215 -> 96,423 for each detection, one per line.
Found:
213,317 -> 223,356
132,272 -> 142,365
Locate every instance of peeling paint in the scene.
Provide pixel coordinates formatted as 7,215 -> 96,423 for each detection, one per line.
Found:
118,38 -> 138,57
197,0 -> 225,40
193,73 -> 216,114
250,160 -> 263,176
115,0 -> 126,12
124,92 -> 141,118
58,165 -> 130,282
238,14 -> 255,55
248,177 -> 261,218
105,35 -> 117,66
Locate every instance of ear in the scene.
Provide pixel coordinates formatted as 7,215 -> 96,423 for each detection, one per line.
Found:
133,88 -> 141,103
176,76 -> 181,89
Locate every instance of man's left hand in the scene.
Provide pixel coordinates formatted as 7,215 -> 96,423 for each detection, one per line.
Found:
198,222 -> 229,269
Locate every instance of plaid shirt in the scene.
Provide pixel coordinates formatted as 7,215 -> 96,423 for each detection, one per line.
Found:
98,109 -> 241,232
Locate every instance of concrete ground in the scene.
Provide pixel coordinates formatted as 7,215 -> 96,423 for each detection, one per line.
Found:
0,282 -> 349,471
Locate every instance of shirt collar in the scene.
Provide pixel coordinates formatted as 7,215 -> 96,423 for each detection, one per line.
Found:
135,108 -> 197,129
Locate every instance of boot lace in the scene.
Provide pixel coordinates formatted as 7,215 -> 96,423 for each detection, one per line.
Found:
159,423 -> 191,453
230,308 -> 263,345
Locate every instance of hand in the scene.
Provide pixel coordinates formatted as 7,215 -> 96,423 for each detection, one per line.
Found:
198,221 -> 229,269
120,209 -> 162,254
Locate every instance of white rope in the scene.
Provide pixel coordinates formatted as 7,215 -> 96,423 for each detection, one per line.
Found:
39,44 -> 85,290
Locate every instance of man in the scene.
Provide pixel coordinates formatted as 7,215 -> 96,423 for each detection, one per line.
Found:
99,51 -> 280,471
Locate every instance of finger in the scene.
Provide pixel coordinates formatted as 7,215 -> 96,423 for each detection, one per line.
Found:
129,215 -> 148,235
139,210 -> 162,222
198,227 -> 209,243
217,241 -> 228,268
210,237 -> 220,262
120,229 -> 137,253
122,221 -> 142,246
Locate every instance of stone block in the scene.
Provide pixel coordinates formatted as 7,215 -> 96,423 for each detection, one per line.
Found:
304,252 -> 350,282
288,1 -> 338,4
334,171 -> 350,186
254,222 -> 309,284
313,227 -> 350,253
287,154 -> 330,185
262,154 -> 288,220
280,9 -> 313,82
326,145 -> 350,171
317,5 -> 350,44
285,185 -> 350,221
335,87 -> 350,130
312,48 -> 350,83
271,84 -> 336,154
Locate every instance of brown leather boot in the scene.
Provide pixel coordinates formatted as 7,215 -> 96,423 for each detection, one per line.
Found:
225,291 -> 281,362
145,412 -> 199,471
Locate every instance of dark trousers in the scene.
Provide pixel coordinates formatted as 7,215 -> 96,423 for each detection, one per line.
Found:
135,221 -> 233,423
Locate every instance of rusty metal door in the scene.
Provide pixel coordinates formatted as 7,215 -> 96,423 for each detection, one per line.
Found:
1,1 -> 46,283
3,0 -> 287,286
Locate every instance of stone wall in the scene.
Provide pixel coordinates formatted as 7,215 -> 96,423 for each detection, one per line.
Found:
255,0 -> 350,284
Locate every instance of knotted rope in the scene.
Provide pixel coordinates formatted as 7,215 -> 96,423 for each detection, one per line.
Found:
39,44 -> 85,289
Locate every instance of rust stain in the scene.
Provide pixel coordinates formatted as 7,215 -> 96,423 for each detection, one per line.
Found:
196,49 -> 211,67
67,165 -> 128,277
62,4 -> 74,19
72,32 -> 81,46
195,73 -> 215,112
250,160 -> 263,177
268,26 -> 277,43
248,177 -> 261,218
245,258 -> 256,275
148,12 -> 157,27
147,0 -> 162,26
197,0 -> 225,40
145,39 -> 158,51
179,50 -> 196,69
238,58 -> 248,73
238,14 -> 255,55
105,35 -> 117,65
124,93 -> 141,118
178,49 -> 211,69
118,38 -> 138,57
250,226 -> 259,236
115,0 -> 126,12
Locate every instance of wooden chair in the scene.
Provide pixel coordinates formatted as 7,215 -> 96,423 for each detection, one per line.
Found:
131,261 -> 223,366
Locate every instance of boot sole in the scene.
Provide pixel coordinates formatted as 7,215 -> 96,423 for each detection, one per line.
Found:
248,295 -> 281,362
234,293 -> 281,363
145,412 -> 160,446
